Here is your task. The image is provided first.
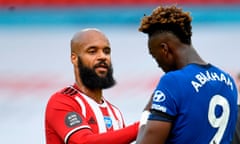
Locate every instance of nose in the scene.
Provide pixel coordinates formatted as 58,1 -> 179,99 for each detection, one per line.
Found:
97,51 -> 108,60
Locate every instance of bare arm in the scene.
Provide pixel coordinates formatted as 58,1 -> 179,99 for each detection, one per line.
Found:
136,120 -> 171,144
136,94 -> 172,144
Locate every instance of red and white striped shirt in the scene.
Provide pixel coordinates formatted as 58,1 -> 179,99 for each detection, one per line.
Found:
45,84 -> 139,144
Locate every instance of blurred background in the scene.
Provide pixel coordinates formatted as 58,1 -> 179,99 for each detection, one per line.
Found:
0,0 -> 240,143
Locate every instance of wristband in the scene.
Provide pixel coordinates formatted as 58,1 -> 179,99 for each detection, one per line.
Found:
139,110 -> 150,128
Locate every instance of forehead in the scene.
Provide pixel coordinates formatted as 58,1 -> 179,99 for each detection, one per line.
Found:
72,30 -> 110,52
81,31 -> 109,46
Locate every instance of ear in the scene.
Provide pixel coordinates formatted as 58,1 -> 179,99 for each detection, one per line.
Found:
160,43 -> 170,55
71,52 -> 78,65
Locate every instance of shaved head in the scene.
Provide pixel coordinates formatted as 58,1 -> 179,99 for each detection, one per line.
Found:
71,28 -> 109,53
70,28 -> 114,90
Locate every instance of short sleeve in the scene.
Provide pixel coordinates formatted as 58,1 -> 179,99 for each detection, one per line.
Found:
45,93 -> 90,142
150,74 -> 179,120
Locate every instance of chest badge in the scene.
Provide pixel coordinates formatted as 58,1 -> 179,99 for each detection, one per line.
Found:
103,116 -> 113,128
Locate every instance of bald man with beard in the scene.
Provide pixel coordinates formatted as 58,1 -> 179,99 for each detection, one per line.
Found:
45,28 -> 148,144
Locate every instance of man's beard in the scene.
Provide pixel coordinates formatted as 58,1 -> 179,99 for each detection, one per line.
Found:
77,56 -> 116,90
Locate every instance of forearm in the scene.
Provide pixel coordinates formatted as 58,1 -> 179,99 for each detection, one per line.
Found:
68,122 -> 139,144
136,110 -> 150,144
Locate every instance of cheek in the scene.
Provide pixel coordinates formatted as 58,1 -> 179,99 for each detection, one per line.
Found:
156,58 -> 164,66
151,51 -> 162,61
106,56 -> 111,64
79,59 -> 92,69
151,54 -> 162,66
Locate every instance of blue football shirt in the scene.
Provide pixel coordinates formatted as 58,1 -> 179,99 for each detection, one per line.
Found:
149,64 -> 238,144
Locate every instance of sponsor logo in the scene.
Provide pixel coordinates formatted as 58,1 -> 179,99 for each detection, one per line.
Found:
65,112 -> 82,128
151,104 -> 167,112
153,90 -> 166,102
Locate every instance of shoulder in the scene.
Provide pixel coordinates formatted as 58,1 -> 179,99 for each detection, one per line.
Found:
162,63 -> 210,81
46,86 -> 80,110
53,85 -> 80,97
160,70 -> 184,84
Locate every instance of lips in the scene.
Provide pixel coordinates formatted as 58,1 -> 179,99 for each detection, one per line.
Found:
94,62 -> 109,74
94,62 -> 108,69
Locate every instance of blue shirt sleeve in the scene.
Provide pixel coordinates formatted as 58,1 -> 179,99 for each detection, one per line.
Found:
149,73 -> 179,121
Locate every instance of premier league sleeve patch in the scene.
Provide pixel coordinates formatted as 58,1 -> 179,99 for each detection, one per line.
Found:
65,112 -> 82,128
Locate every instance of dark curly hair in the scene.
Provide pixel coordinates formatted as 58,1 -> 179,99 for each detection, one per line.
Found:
139,5 -> 192,44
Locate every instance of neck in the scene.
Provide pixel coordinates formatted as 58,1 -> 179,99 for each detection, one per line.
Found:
177,45 -> 207,68
75,82 -> 103,104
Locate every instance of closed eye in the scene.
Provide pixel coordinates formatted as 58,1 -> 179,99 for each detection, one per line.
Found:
87,47 -> 97,55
